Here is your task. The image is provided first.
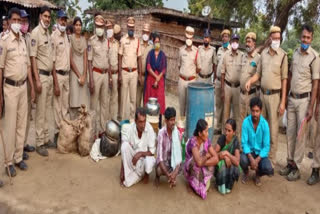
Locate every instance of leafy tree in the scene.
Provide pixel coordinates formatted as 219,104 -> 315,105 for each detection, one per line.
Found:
88,0 -> 164,10
49,0 -> 81,18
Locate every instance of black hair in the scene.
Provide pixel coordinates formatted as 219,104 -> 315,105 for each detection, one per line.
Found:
73,16 -> 82,26
152,32 -> 160,42
40,6 -> 51,15
66,25 -> 73,34
301,24 -> 314,35
135,107 -> 147,120
8,7 -> 21,19
250,97 -> 263,110
225,118 -> 236,131
94,12 -> 102,17
193,119 -> 208,137
164,107 -> 176,120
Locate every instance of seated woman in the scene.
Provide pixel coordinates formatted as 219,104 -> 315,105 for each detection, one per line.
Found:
184,119 -> 218,199
214,119 -> 240,195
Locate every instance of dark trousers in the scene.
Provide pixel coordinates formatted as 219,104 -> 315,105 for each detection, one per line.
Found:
240,153 -> 274,176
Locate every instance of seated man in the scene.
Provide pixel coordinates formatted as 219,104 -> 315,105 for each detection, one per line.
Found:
120,107 -> 156,187
155,107 -> 182,188
240,97 -> 274,186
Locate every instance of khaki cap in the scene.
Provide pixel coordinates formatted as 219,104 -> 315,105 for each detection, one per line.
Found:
94,15 -> 105,27
143,23 -> 150,32
185,26 -> 194,39
127,17 -> 135,27
245,32 -> 256,40
114,24 -> 121,34
105,19 -> 113,27
270,26 -> 281,34
221,29 -> 231,36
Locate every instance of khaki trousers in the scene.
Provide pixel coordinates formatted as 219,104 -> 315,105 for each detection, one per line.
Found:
109,73 -> 119,120
312,117 -> 320,168
90,72 -> 109,135
54,74 -> 70,134
214,79 -> 223,130
260,92 -> 280,165
120,70 -> 138,120
286,96 -> 310,168
35,74 -> 53,146
136,79 -> 144,108
223,84 -> 240,133
0,83 -> 27,166
25,81 -> 32,145
178,78 -> 196,117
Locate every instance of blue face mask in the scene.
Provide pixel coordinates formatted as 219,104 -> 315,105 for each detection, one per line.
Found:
222,42 -> 229,48
128,30 -> 134,37
301,43 -> 310,51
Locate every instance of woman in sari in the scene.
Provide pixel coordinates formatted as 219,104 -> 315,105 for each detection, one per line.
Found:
184,119 -> 218,199
144,34 -> 166,126
214,119 -> 240,195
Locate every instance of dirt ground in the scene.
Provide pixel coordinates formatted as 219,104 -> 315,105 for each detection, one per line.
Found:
0,93 -> 319,214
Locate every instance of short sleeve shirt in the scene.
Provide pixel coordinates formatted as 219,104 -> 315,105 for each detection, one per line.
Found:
198,45 -> 217,75
88,35 -> 109,70
240,50 -> 261,91
51,30 -> 70,71
221,50 -> 243,83
119,35 -> 141,69
216,45 -> 231,78
109,39 -> 119,71
178,45 -> 201,77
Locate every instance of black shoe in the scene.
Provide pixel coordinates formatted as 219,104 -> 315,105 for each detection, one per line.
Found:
23,152 -> 29,160
15,161 -> 28,171
24,144 -> 35,152
0,180 -> 3,188
307,168 -> 319,185
47,133 -> 59,149
308,152 -> 313,159
6,165 -> 16,177
36,145 -> 49,157
279,164 -> 292,176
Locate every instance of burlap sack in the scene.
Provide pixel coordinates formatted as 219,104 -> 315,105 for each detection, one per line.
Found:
57,119 -> 79,154
78,111 -> 94,156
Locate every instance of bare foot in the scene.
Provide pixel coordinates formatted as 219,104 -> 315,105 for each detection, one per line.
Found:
254,175 -> 262,187
154,176 -> 160,187
241,173 -> 249,184
143,174 -> 149,184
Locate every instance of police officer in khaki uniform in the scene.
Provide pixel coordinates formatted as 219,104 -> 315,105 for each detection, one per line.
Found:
214,29 -> 231,135
277,25 -> 319,182
197,29 -> 217,83
88,15 -> 111,136
136,23 -> 153,108
246,26 -> 288,166
30,6 -> 54,156
0,7 -> 35,176
239,32 -> 260,134
119,17 -> 143,120
178,26 -> 201,116
221,34 -> 243,132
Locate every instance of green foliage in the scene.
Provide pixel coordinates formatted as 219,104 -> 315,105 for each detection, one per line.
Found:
49,0 -> 81,18
88,0 -> 164,10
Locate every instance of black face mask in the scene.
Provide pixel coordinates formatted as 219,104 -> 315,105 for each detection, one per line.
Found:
128,30 -> 134,37
204,42 -> 209,47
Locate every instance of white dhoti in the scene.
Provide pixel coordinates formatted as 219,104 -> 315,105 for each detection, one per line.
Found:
121,141 -> 155,187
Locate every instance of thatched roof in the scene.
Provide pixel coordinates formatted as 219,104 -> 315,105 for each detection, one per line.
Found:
0,0 -> 58,9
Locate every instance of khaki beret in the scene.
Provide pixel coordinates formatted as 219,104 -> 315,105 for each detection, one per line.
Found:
245,32 -> 256,40
114,24 -> 121,34
221,29 -> 231,36
143,23 -> 150,32
105,19 -> 113,27
127,17 -> 135,27
270,26 -> 281,34
185,26 -> 194,39
94,15 -> 105,27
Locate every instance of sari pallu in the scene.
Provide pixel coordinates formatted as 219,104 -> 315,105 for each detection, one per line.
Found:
143,49 -> 166,114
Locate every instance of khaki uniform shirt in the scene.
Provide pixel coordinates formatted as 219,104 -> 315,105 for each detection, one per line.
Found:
216,44 -> 231,78
198,45 -> 217,75
109,38 -> 119,71
23,32 -> 31,56
178,45 -> 201,77
119,35 -> 141,69
0,31 -> 30,81
290,47 -> 320,94
240,50 -> 261,91
141,41 -> 153,74
52,30 -> 70,71
88,35 -> 110,70
221,50 -> 243,83
30,24 -> 53,72
257,47 -> 288,90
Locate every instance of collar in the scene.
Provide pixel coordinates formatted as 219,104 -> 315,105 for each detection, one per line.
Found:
267,47 -> 279,55
39,23 -> 47,35
133,122 -> 147,135
230,50 -> 239,56
247,49 -> 257,58
298,46 -> 311,55
249,115 -> 262,128
9,30 -> 21,42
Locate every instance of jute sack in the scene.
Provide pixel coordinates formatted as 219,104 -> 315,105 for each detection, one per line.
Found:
57,118 -> 79,154
77,105 -> 95,156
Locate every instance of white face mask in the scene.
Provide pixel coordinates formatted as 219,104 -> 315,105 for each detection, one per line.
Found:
271,40 -> 280,50
231,42 -> 239,50
40,19 -> 49,29
11,23 -> 21,34
96,28 -> 104,37
186,39 -> 192,47
58,24 -> 66,32
107,29 -> 113,38
142,34 -> 149,42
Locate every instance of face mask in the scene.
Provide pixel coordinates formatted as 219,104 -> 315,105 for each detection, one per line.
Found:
154,43 -> 160,50
222,42 -> 229,48
11,23 -> 21,34
40,19 -> 49,29
204,42 -> 209,47
20,23 -> 29,34
128,30 -> 134,37
58,24 -> 66,32
96,28 -> 104,37
142,34 -> 149,41
246,46 -> 254,53
107,29 -> 113,38
301,43 -> 310,51
271,40 -> 280,50
231,42 -> 239,50
186,39 -> 192,47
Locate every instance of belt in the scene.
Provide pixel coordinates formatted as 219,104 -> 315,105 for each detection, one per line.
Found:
225,80 -> 240,88
39,70 -> 51,76
198,72 -> 213,79
122,67 -> 137,72
261,87 -> 281,95
56,70 -> 69,76
290,92 -> 310,99
4,78 -> 27,87
217,77 -> 221,81
111,70 -> 118,74
179,75 -> 196,81
241,87 -> 260,95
